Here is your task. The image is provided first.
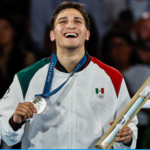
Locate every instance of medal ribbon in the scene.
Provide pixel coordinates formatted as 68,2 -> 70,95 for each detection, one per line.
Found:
35,53 -> 87,99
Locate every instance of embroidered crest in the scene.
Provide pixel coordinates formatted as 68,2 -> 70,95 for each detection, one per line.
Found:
95,88 -> 104,99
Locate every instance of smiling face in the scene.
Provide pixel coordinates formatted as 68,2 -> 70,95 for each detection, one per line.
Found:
50,8 -> 90,51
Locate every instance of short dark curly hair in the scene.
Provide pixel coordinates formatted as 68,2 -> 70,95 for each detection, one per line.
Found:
50,1 -> 90,31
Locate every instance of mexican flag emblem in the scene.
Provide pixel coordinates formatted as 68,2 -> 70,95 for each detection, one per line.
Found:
95,88 -> 104,99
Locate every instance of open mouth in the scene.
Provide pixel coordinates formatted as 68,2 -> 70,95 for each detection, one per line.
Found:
64,33 -> 78,38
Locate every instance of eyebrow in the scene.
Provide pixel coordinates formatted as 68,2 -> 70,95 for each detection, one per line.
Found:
57,16 -> 84,21
57,17 -> 68,21
74,17 -> 84,21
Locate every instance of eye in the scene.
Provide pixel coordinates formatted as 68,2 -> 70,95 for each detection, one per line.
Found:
59,20 -> 66,24
75,20 -> 81,23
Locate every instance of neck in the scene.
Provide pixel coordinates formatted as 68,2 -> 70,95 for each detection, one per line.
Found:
56,47 -> 85,73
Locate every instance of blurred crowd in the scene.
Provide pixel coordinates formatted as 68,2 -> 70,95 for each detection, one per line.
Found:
1,0 -> 150,149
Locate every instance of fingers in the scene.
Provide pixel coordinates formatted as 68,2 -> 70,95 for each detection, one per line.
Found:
119,126 -> 132,133
26,102 -> 37,112
13,102 -> 37,123
118,127 -> 133,137
109,121 -> 133,145
115,127 -> 133,144
117,126 -> 132,136
14,109 -> 28,120
116,135 -> 132,143
17,105 -> 33,119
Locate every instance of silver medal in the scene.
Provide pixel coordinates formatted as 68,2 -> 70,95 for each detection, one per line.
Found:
31,96 -> 47,114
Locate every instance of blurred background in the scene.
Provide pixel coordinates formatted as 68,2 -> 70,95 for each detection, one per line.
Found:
0,0 -> 150,149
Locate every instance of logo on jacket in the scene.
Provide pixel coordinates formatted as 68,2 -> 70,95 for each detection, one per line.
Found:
95,88 -> 104,99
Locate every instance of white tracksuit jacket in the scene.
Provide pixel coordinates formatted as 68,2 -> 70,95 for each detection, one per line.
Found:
0,56 -> 138,149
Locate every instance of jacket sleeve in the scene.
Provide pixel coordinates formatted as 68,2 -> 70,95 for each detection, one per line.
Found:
0,75 -> 25,146
113,78 -> 138,149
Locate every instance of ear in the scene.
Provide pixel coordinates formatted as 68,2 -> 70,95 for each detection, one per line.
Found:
50,30 -> 55,41
85,30 -> 90,41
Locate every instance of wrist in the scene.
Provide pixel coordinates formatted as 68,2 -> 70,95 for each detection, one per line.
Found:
9,115 -> 25,131
13,115 -> 20,124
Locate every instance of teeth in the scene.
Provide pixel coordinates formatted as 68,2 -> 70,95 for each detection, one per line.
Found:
65,33 -> 77,37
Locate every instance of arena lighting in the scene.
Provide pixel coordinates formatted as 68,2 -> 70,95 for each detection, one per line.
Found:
142,12 -> 150,19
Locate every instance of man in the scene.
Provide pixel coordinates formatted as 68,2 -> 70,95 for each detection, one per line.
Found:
30,0 -> 102,50
0,1 -> 137,149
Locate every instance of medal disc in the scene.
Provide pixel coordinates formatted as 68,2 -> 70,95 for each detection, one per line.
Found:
31,96 -> 47,114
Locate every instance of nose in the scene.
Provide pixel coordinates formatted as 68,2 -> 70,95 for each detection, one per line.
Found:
66,20 -> 75,29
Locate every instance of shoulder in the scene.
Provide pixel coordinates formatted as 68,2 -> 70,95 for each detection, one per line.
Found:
91,56 -> 123,97
17,57 -> 50,98
91,56 -> 122,79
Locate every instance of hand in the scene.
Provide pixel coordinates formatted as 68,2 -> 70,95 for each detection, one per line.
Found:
13,102 -> 37,124
116,126 -> 133,145
109,122 -> 133,145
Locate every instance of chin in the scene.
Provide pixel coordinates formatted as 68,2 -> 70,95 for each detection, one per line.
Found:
65,45 -> 79,50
